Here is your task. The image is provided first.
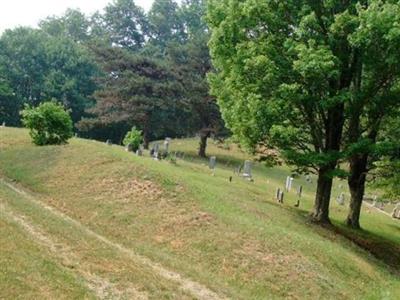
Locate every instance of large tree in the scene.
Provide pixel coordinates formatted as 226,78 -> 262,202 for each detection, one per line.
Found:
101,0 -> 149,50
0,74 -> 17,125
171,0 -> 225,157
342,1 -> 400,228
207,0 -> 400,225
78,46 -> 185,147
208,0 -> 396,225
0,27 -> 98,124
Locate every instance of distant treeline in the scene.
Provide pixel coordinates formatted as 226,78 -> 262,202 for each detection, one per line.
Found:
0,0 -> 226,153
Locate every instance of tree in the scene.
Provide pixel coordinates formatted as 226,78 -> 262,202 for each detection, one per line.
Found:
148,0 -> 186,50
78,46 -> 184,148
0,27 -> 98,124
40,9 -> 91,43
207,0 -> 400,225
0,74 -> 18,125
101,0 -> 149,50
207,0 -> 362,224
170,0 -> 225,157
21,101 -> 73,146
342,1 -> 400,228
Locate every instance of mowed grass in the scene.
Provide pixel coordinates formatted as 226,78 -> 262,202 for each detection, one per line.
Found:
0,128 -> 399,299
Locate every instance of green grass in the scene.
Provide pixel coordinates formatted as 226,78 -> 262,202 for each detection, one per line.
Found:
0,128 -> 399,299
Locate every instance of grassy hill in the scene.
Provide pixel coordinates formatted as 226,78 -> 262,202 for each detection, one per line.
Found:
0,127 -> 399,299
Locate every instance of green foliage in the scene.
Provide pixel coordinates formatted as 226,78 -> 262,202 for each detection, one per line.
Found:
372,158 -> 400,200
123,127 -> 143,151
21,102 -> 73,146
0,27 -> 98,125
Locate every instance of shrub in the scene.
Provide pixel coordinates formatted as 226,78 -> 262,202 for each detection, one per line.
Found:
21,101 -> 73,146
123,127 -> 143,152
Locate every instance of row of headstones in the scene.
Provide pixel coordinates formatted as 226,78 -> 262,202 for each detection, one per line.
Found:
106,138 -> 172,159
275,177 -> 303,206
209,156 -> 253,181
149,138 -> 171,160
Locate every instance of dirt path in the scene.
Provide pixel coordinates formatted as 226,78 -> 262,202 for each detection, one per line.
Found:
1,179 -> 225,300
1,203 -> 147,300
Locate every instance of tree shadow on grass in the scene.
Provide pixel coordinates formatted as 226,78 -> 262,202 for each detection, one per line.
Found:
330,224 -> 400,275
283,205 -> 400,275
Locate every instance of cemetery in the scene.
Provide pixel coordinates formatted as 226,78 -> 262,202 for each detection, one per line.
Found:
0,127 -> 399,299
1,0 -> 400,299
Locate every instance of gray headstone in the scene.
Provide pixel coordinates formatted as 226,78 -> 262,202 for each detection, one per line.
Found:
106,139 -> 112,145
209,156 -> 216,170
136,148 -> 143,156
153,143 -> 160,159
276,188 -> 281,200
297,186 -> 303,198
164,139 -> 170,153
125,143 -> 133,152
242,160 -> 252,179
279,190 -> 284,203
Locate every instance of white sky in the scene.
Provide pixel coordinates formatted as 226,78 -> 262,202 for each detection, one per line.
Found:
0,0 -> 155,33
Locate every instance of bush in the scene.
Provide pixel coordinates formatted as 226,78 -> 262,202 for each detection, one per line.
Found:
123,127 -> 143,152
21,101 -> 73,146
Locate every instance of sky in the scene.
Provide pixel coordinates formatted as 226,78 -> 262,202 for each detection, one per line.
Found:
0,0 -> 155,33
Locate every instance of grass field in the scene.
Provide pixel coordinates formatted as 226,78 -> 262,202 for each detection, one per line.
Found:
0,128 -> 399,299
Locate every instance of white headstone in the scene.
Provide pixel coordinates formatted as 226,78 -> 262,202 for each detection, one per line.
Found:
209,156 -> 216,170
288,177 -> 294,192
285,176 -> 291,191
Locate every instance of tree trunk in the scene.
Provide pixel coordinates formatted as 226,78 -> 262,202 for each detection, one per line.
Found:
143,128 -> 150,150
198,131 -> 209,158
311,166 -> 335,224
346,154 -> 368,229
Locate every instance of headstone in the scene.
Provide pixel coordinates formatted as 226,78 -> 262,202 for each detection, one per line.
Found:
276,188 -> 281,201
242,160 -> 252,180
106,139 -> 112,145
209,156 -> 216,170
336,193 -> 345,205
289,177 -> 294,192
125,143 -> 133,152
74,133 -> 78,138
164,138 -> 170,153
229,176 -> 232,182
285,176 -> 294,192
1,121 -> 5,127
278,190 -> 284,203
285,176 -> 290,191
153,143 -> 160,159
297,186 -> 303,198
136,148 -> 143,156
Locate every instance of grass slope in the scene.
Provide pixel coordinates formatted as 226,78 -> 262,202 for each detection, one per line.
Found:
0,128 -> 399,299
